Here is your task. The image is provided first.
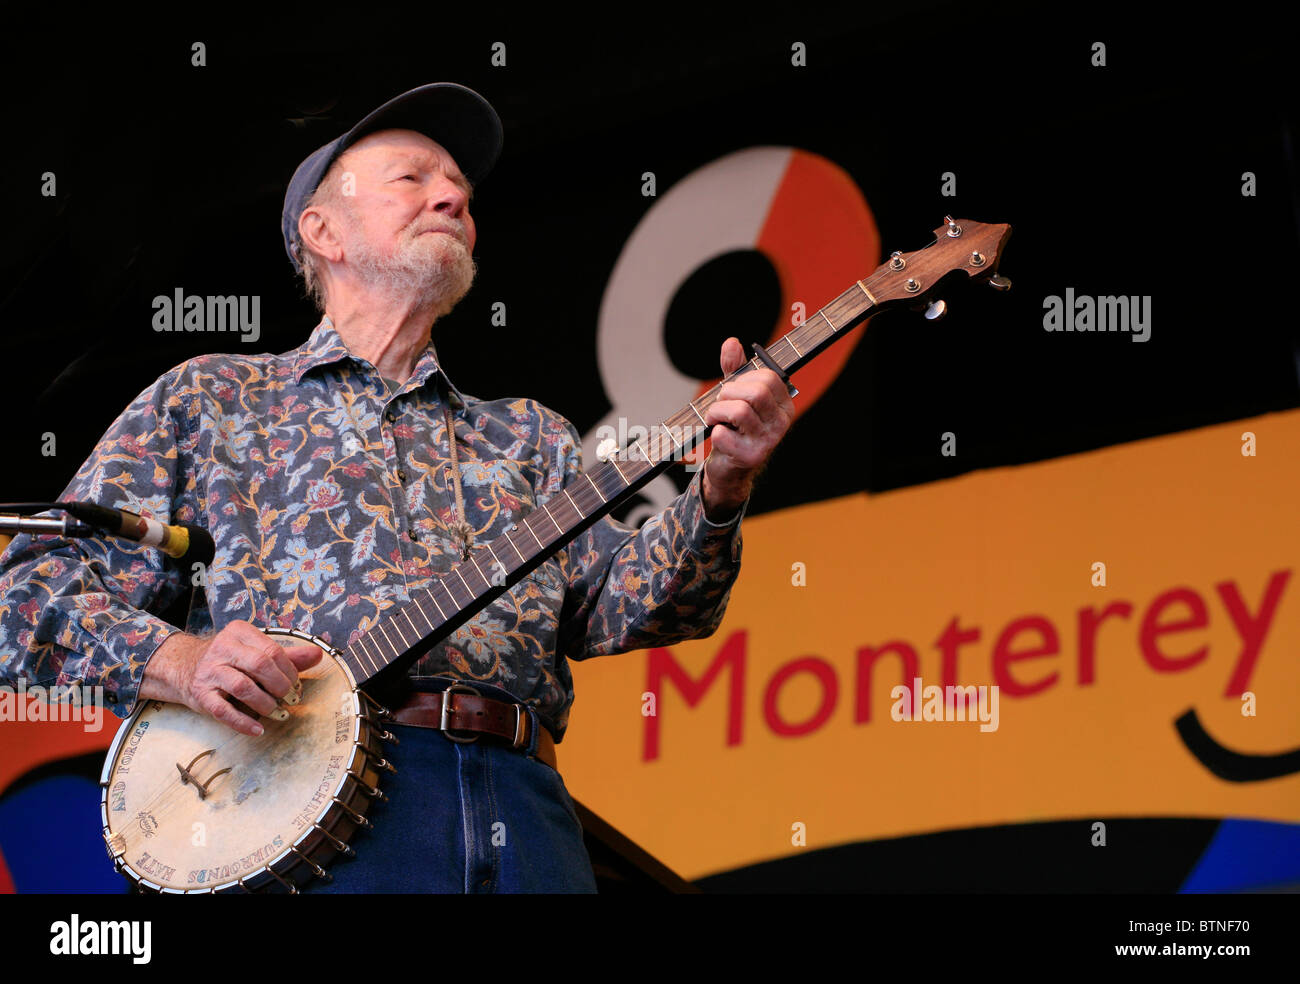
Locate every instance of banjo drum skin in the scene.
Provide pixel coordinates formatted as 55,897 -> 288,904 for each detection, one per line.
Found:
99,628 -> 396,893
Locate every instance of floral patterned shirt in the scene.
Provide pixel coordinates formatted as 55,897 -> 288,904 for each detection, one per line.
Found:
0,318 -> 745,741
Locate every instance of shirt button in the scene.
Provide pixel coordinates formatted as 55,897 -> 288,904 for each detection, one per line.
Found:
397,468 -> 408,482
409,529 -> 420,542
385,411 -> 396,424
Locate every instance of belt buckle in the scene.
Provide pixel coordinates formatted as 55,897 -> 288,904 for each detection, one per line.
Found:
511,704 -> 527,750
440,683 -> 482,744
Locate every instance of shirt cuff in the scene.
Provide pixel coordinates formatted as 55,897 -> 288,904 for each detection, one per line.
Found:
696,466 -> 750,528
89,609 -> 183,719
701,501 -> 745,528
678,468 -> 747,562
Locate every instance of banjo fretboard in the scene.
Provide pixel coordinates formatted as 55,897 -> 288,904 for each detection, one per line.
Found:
340,217 -> 1012,691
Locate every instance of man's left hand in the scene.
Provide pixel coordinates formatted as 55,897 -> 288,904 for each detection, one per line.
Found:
700,337 -> 796,523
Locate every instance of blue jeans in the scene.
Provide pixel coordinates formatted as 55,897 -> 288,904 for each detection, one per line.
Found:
306,678 -> 597,893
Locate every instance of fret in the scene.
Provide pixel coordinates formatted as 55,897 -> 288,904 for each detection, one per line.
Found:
342,652 -> 364,681
434,578 -> 461,619
504,528 -> 528,563
354,637 -> 380,674
393,617 -> 415,650
787,334 -> 804,358
689,401 -> 708,426
427,588 -> 447,621
585,472 -> 606,503
440,574 -> 468,609
563,487 -> 585,518
486,543 -> 507,582
400,606 -> 419,638
523,520 -> 545,551
680,411 -> 706,441
541,501 -> 564,537
376,620 -> 398,655
413,598 -> 436,631
819,310 -> 837,333
454,565 -> 472,595
633,439 -> 652,463
391,615 -> 413,649
468,554 -> 493,590
608,455 -> 629,485
363,634 -> 386,672
856,279 -> 876,305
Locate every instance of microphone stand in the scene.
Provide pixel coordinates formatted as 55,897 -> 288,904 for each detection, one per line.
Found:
0,502 -> 98,539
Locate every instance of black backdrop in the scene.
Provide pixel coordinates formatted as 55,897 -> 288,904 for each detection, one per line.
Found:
0,7 -> 1296,893
3,8 -> 1296,517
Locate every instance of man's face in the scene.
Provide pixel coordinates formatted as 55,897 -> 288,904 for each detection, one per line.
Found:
325,129 -> 478,314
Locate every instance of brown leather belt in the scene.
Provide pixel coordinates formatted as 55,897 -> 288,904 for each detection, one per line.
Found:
389,685 -> 557,771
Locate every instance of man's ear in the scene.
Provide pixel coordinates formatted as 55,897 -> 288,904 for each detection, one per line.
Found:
298,203 -> 344,265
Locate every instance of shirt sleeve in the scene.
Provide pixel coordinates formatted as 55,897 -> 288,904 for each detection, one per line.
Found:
0,368 -> 193,719
540,414 -> 747,662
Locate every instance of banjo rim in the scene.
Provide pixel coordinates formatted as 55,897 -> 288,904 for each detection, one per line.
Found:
99,627 -> 380,894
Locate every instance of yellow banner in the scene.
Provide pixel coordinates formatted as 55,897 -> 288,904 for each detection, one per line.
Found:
564,411 -> 1300,880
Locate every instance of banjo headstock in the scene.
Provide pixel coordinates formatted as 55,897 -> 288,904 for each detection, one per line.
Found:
864,217 -> 1013,318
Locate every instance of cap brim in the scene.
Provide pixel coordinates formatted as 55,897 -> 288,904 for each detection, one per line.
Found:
337,82 -> 503,186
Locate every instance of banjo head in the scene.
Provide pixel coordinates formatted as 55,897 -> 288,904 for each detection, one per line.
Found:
99,637 -> 381,893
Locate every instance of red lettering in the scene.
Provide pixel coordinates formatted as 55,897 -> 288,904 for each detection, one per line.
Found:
1140,587 -> 1209,672
644,630 -> 746,762
855,642 -> 919,723
992,616 -> 1060,696
1077,601 -> 1133,685
764,657 -> 838,736
1216,569 -> 1291,696
934,616 -> 980,690
638,569 -> 1291,758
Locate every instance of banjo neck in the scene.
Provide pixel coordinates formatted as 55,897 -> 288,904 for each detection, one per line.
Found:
345,217 -> 1012,694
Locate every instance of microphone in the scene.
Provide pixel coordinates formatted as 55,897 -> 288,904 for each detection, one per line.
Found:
0,513 -> 97,538
56,501 -> 215,565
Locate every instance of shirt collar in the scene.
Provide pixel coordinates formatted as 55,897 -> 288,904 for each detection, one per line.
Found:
291,316 -> 468,409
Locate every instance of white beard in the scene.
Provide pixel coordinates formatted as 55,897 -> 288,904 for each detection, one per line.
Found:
344,222 -> 476,317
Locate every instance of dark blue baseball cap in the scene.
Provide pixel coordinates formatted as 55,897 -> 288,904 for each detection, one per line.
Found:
281,82 -> 503,273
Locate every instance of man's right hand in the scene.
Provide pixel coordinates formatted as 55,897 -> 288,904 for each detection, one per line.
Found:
139,621 -> 325,736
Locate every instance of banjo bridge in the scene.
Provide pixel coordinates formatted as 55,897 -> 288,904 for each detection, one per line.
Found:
176,749 -> 232,801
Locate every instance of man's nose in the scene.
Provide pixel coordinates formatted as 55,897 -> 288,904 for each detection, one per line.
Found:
427,176 -> 470,216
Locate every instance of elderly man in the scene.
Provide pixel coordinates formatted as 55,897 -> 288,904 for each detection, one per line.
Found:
0,83 -> 794,892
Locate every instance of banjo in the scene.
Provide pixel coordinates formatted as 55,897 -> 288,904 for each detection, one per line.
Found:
99,217 -> 1012,893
